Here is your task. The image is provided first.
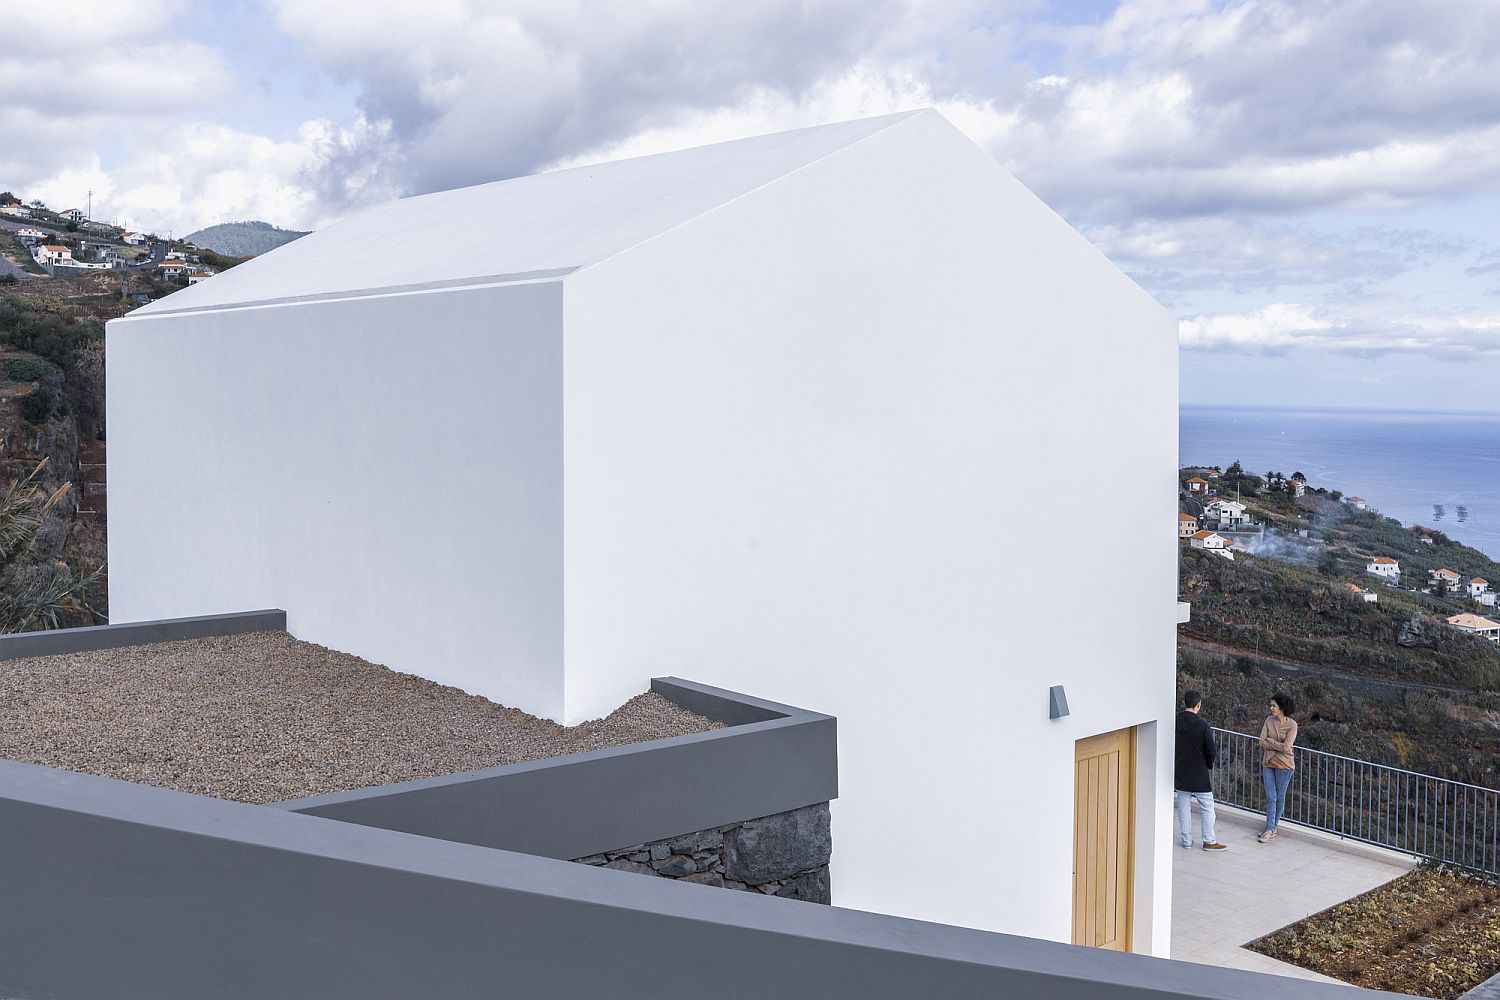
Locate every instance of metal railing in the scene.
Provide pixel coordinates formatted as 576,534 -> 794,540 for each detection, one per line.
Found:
1211,727 -> 1500,873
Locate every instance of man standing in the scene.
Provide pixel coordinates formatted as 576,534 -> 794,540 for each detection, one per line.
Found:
1176,690 -> 1227,851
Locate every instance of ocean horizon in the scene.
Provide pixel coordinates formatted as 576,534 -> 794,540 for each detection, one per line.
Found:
1180,404 -> 1500,559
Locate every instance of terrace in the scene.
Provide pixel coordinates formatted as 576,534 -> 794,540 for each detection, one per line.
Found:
1170,726 -> 1500,992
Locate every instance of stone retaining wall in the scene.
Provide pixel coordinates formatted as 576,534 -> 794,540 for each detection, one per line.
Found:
574,802 -> 831,903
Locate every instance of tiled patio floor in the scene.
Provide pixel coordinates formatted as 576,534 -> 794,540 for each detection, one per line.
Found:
1171,805 -> 1413,983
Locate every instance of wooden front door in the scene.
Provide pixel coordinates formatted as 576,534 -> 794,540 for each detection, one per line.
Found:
1072,726 -> 1135,951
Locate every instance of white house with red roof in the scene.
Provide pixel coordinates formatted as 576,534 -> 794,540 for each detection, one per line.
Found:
1468,577 -> 1491,601
1366,556 -> 1400,580
1345,495 -> 1368,510
1344,582 -> 1378,604
1430,567 -> 1462,591
1189,530 -> 1234,560
1447,613 -> 1500,642
1184,476 -> 1208,494
33,244 -> 73,265
122,232 -> 149,246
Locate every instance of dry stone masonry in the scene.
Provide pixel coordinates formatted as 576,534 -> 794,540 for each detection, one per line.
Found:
572,802 -> 831,903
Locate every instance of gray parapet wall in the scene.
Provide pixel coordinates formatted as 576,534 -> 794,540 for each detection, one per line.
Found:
272,677 -> 838,862
0,758 -> 1402,1000
0,609 -> 286,660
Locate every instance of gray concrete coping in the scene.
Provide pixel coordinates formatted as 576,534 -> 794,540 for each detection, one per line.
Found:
271,676 -> 838,861
0,609 -> 286,660
0,757 -> 1409,1000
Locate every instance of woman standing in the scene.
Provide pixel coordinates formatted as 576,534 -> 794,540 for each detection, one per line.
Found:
1258,693 -> 1298,843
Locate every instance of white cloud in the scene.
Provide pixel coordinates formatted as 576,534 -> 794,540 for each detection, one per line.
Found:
1180,302 -> 1500,356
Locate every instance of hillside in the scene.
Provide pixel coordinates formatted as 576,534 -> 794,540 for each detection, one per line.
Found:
1179,467 -> 1500,788
183,220 -> 307,257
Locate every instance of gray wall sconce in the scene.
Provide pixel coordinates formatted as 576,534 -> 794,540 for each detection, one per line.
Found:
1048,685 -> 1069,720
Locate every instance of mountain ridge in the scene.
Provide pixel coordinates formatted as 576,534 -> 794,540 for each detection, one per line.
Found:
183,220 -> 308,257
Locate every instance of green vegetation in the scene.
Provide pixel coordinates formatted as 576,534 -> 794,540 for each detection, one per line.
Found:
0,296 -> 104,375
183,220 -> 307,257
18,388 -> 53,425
0,460 -> 97,632
6,357 -> 56,382
1180,547 -> 1500,690
2,231 -> 46,275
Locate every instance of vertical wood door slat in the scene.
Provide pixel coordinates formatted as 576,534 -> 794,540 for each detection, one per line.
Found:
1072,727 -> 1135,952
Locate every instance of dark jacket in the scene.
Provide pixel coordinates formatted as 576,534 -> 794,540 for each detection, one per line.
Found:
1175,709 -> 1217,793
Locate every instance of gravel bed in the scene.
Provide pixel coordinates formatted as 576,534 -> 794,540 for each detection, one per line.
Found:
0,631 -> 724,803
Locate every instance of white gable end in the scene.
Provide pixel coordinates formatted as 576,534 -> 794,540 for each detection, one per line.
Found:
133,111 -> 924,316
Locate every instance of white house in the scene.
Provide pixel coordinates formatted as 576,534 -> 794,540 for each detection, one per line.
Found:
15,228 -> 46,242
122,232 -> 149,246
1188,530 -> 1234,560
1184,476 -> 1207,494
1344,582 -> 1378,604
186,271 -> 215,285
1430,567 -> 1462,591
1447,613 -> 1500,642
1289,479 -> 1306,498
157,261 -> 191,279
107,111 -> 1179,955
1469,577 -> 1491,601
1177,512 -> 1198,538
1367,556 -> 1400,580
1205,499 -> 1248,527
1345,495 -> 1368,510
59,208 -> 83,223
33,244 -> 73,265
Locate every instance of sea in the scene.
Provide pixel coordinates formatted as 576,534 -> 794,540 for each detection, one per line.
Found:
1180,405 -> 1500,559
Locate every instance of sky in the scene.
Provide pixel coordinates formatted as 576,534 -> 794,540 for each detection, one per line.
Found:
5,0 -> 1500,410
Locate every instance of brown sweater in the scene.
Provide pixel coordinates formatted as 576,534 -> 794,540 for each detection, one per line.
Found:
1260,716 -> 1298,769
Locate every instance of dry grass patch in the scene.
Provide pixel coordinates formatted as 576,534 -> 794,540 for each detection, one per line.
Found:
1249,867 -> 1500,998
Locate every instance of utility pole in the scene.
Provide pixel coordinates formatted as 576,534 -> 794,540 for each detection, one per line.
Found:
87,190 -> 92,222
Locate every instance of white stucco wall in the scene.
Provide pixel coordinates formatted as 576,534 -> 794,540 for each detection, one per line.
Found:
559,112 -> 1178,950
106,279 -> 568,717
107,110 -> 1177,954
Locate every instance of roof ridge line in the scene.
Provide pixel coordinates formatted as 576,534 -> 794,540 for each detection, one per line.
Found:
566,109 -> 932,281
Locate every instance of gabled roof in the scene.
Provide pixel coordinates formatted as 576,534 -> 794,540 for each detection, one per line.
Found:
1178,512 -> 1196,521
1434,567 -> 1460,577
1371,556 -> 1398,565
1447,613 -> 1500,630
1189,530 -> 1219,541
1185,476 -> 1208,484
131,110 -> 931,317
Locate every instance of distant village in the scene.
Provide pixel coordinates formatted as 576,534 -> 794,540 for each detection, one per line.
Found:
0,194 -> 220,288
1180,465 -> 1500,647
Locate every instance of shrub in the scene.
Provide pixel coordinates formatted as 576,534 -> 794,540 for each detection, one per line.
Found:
6,357 -> 54,382
19,387 -> 52,424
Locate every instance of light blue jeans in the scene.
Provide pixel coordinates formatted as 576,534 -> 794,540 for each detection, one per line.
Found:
1175,790 -> 1217,846
1263,767 -> 1294,831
